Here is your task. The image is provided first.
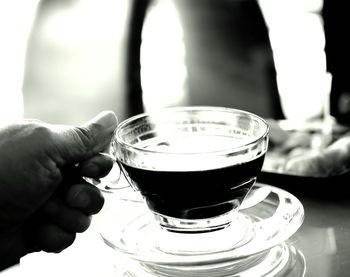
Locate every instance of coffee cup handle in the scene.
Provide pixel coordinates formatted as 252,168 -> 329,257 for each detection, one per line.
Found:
83,152 -> 130,193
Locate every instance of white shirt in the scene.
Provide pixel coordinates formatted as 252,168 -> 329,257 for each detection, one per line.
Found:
258,0 -> 330,120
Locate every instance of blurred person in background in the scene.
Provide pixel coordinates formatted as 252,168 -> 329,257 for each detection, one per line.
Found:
258,0 -> 350,177
172,0 -> 350,177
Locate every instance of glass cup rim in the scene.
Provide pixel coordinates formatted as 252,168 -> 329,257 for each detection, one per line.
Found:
115,106 -> 269,156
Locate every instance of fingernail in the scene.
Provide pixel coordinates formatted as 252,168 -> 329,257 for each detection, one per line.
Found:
93,111 -> 118,130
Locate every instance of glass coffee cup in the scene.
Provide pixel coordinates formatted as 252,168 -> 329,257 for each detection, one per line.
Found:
99,106 -> 269,234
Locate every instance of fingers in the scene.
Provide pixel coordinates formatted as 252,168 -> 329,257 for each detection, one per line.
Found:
78,153 -> 114,178
42,198 -> 92,233
55,111 -> 118,164
283,151 -> 322,176
283,147 -> 349,177
32,223 -> 76,253
65,183 -> 105,215
30,182 -> 104,254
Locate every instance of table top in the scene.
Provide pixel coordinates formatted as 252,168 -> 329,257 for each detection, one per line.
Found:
259,170 -> 350,277
2,173 -> 350,277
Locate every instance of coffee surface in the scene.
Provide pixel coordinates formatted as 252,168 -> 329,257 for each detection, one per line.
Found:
120,154 -> 265,219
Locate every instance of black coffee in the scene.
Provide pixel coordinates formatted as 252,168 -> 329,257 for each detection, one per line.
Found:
120,154 -> 265,219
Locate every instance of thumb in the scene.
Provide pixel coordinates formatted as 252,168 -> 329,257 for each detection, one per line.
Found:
54,111 -> 118,165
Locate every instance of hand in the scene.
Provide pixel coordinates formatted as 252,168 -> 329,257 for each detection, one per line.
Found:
284,134 -> 350,177
0,111 -> 118,270
265,119 -> 350,177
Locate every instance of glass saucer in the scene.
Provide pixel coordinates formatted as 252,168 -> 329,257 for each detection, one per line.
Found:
99,184 -> 304,275
115,243 -> 306,277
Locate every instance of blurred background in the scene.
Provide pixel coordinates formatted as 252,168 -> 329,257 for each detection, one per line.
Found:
22,0 -> 282,125
3,1 -> 350,275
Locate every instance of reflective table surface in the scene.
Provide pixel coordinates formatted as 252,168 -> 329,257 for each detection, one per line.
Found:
2,174 -> 350,277
260,170 -> 350,277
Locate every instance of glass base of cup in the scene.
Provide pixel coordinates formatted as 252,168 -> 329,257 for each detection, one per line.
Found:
154,212 -> 254,255
153,204 -> 243,234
